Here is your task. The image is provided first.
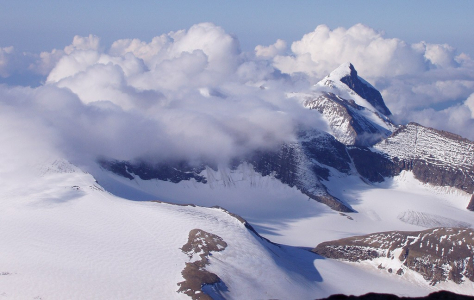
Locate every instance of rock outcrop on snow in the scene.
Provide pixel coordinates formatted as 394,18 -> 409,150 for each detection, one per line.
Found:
313,227 -> 474,285
178,229 -> 228,300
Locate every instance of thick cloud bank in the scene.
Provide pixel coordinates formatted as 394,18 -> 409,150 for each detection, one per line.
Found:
1,23 -> 474,167
0,23 -> 325,166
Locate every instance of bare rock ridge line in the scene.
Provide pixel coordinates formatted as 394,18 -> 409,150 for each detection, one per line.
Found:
339,63 -> 392,116
313,227 -> 474,285
177,229 -> 228,300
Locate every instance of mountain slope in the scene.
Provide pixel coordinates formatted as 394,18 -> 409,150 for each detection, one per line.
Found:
98,129 -> 356,212
374,122 -> 474,210
305,62 -> 395,146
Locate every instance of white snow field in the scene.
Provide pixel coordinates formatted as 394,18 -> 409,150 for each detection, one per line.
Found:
90,163 -> 474,297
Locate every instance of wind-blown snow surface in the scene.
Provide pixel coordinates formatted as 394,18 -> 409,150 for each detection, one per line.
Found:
0,154 -> 439,299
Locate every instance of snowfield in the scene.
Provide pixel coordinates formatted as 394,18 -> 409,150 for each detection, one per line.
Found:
2,145 -> 468,299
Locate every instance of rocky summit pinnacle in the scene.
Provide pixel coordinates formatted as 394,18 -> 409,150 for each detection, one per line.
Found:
338,63 -> 392,116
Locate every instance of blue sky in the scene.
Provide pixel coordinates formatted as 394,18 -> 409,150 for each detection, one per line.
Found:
2,0 -> 474,55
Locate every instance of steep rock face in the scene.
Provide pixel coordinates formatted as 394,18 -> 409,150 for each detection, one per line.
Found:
468,195 -> 474,211
97,159 -> 208,183
374,123 -> 474,208
236,130 -> 355,212
313,228 -> 474,285
338,63 -> 392,116
347,146 -> 401,182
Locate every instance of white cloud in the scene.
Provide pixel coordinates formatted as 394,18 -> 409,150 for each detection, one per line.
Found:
0,23 -> 327,167
255,39 -> 287,58
422,43 -> 458,68
1,22 -> 474,172
65,34 -> 101,54
0,46 -> 15,78
271,24 -> 427,79
465,93 -> 474,118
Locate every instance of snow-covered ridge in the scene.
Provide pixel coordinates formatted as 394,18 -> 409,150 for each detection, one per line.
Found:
374,123 -> 474,201
98,130 -> 356,212
375,123 -> 474,171
305,63 -> 395,146
304,92 -> 394,146
314,62 -> 392,116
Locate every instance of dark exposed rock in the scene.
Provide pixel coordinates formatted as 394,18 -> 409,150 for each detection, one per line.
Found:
339,63 -> 392,116
177,229 -> 228,300
347,146 -> 401,182
98,159 -> 207,183
468,195 -> 474,211
236,131 -> 355,212
318,290 -> 474,300
245,145 -> 299,187
301,131 -> 352,174
313,227 -> 474,285
409,160 -> 473,193
181,229 -> 227,260
304,192 -> 353,213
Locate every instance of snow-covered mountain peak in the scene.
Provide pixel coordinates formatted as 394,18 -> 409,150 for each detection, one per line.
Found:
315,62 -> 392,117
306,63 -> 395,146
326,61 -> 355,81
